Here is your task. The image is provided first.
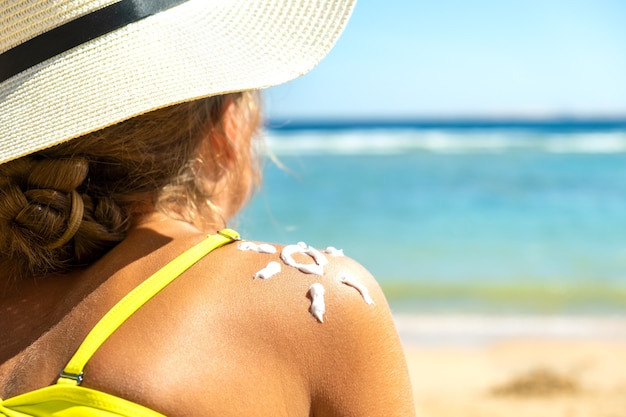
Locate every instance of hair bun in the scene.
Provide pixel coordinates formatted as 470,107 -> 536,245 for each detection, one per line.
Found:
27,158 -> 88,191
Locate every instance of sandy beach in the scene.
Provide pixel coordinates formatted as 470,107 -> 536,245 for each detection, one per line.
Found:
396,314 -> 626,417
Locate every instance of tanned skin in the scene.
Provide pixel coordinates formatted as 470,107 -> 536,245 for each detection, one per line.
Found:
0,214 -> 416,416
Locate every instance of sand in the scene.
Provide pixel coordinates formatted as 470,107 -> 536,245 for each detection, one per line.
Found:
396,314 -> 626,417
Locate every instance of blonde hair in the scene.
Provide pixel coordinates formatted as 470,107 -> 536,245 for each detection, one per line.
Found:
0,91 -> 261,278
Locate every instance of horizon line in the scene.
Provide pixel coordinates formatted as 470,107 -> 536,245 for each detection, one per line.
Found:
265,116 -> 626,132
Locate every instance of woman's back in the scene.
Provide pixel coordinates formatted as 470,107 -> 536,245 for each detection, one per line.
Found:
1,217 -> 414,416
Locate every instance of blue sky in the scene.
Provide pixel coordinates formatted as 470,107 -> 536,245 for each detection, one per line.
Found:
264,0 -> 626,120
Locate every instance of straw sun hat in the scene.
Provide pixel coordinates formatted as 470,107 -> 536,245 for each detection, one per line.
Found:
0,0 -> 355,164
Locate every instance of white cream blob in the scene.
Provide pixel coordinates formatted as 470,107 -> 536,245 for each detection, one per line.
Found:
308,283 -> 326,323
339,274 -> 375,305
325,246 -> 344,257
280,243 -> 328,276
242,238 -> 369,320
306,245 -> 329,266
253,261 -> 281,280
238,241 -> 277,254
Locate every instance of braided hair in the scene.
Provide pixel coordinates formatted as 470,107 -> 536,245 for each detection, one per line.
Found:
0,92 -> 260,279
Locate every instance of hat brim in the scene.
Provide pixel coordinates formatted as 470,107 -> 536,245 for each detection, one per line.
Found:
0,0 -> 355,164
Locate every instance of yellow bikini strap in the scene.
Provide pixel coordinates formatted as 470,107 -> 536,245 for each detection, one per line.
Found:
58,229 -> 240,386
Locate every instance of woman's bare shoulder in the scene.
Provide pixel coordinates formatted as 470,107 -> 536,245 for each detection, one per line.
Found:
199,238 -> 415,415
173,237 -> 394,354
111,234 -> 415,415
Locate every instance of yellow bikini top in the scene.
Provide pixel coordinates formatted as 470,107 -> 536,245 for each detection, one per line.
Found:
0,229 -> 240,417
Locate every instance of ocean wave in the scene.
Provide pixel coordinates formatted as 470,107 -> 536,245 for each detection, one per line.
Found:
262,129 -> 626,155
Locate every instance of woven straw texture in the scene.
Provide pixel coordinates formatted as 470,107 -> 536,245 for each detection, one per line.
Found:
0,0 -> 355,164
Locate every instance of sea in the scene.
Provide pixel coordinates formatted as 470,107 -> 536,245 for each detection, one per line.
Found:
235,119 -> 626,319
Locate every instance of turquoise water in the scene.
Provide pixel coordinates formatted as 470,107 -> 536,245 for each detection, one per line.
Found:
236,124 -> 626,314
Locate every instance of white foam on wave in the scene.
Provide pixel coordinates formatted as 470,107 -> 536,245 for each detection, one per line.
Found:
543,133 -> 626,154
264,130 -> 416,155
263,129 -> 626,156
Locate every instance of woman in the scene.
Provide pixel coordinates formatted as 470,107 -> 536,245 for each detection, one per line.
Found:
0,1 -> 415,416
